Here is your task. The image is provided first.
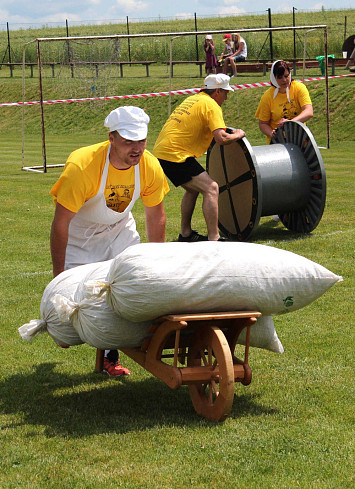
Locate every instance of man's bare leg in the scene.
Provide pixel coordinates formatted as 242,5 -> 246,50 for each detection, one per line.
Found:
180,188 -> 199,237
182,171 -> 220,241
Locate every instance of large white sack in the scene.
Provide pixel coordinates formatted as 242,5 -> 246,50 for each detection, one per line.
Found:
51,260 -> 152,350
57,251 -> 284,354
99,242 -> 341,322
18,262 -> 106,347
18,254 -> 284,354
51,298 -> 283,354
51,294 -> 283,353
239,316 -> 284,354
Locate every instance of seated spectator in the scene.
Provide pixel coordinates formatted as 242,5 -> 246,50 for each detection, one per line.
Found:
223,33 -> 247,77
219,34 -> 234,65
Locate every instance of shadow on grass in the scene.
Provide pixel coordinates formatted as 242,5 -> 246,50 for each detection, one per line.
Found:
247,219 -> 315,243
0,362 -> 276,436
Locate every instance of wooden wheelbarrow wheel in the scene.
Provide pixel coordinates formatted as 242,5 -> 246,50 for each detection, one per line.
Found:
187,325 -> 235,422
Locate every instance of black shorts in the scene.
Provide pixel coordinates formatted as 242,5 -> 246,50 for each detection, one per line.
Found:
158,157 -> 205,187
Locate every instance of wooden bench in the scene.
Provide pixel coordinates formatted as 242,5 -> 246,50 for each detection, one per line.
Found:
0,62 -> 69,78
0,61 -> 156,78
71,61 -> 157,77
165,59 -> 269,77
225,57 -> 350,76
221,59 -> 269,75
267,59 -> 319,76
0,62 -> 40,77
165,60 -> 206,77
224,60 -> 269,75
269,58 -> 350,76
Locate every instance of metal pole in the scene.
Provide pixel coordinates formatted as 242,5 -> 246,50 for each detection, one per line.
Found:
66,19 -> 74,78
344,16 -> 347,42
303,29 -> 317,77
37,40 -> 47,173
169,36 -> 181,116
34,26 -> 330,43
7,22 -> 13,77
293,8 -> 297,57
257,33 -> 270,60
268,8 -> 273,61
194,13 -> 199,61
127,16 -> 131,63
293,8 -> 297,76
21,45 -> 26,169
324,27 -> 330,149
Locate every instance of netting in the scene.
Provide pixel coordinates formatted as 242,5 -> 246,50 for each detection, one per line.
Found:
21,35 -> 198,172
21,26 -> 331,172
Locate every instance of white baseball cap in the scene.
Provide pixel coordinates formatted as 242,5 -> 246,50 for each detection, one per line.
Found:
206,35 -> 213,40
104,106 -> 150,140
204,74 -> 234,92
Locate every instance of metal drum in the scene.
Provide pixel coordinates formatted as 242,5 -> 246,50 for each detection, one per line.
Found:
206,121 -> 326,241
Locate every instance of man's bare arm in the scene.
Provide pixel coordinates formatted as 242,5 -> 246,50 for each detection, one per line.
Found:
213,127 -> 246,146
144,201 -> 166,243
50,203 -> 76,277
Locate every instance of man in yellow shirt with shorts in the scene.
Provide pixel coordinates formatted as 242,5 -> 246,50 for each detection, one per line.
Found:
50,106 -> 169,376
153,74 -> 245,242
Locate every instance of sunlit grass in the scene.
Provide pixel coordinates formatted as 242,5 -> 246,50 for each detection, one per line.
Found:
0,129 -> 353,488
0,13 -> 354,485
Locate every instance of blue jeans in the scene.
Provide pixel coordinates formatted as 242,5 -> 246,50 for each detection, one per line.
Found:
234,55 -> 246,62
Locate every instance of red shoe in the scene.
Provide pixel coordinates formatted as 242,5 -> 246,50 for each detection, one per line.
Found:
103,358 -> 130,377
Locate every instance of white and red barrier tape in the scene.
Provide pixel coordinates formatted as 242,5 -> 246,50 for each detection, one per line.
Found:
0,74 -> 353,107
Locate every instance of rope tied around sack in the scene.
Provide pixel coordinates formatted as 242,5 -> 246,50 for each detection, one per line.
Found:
83,280 -> 110,298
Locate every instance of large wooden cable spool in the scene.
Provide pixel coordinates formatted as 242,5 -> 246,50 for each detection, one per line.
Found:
206,121 -> 326,241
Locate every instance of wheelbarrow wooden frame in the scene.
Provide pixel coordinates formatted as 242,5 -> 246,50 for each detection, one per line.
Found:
95,310 -> 262,422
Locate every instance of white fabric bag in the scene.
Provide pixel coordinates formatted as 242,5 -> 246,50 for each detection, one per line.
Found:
238,315 -> 284,353
18,264 -> 95,347
51,260 -> 151,350
98,242 -> 341,322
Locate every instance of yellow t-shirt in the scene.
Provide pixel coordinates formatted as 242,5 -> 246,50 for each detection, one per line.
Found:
153,92 -> 226,162
255,80 -> 312,141
50,141 -> 169,213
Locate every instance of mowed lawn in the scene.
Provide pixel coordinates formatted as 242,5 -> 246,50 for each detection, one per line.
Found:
0,5 -> 355,482
0,126 -> 353,488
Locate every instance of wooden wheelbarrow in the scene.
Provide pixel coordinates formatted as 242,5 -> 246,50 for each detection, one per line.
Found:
95,310 -> 262,422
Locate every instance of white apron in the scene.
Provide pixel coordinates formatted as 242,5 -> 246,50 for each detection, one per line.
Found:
65,145 -> 141,270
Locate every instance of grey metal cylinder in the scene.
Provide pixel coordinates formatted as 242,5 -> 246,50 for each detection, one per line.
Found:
207,121 -> 326,241
253,143 -> 311,215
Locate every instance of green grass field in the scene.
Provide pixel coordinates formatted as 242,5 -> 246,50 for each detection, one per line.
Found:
0,13 -> 354,488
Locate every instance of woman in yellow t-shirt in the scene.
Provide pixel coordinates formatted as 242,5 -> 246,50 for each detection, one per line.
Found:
255,60 -> 313,143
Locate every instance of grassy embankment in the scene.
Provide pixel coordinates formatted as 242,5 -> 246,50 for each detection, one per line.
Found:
1,8 -> 354,61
